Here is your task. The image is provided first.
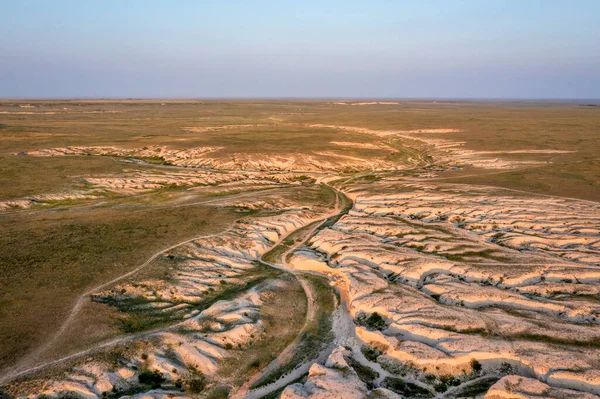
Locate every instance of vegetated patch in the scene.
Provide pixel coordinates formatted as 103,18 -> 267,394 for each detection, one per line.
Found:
450,375 -> 500,397
377,354 -> 493,396
138,370 -> 166,389
283,220 -> 322,244
133,156 -> 173,166
343,354 -> 379,388
184,373 -> 207,394
443,249 -> 509,263
445,319 -> 600,348
361,344 -> 383,362
259,373 -> 308,399
250,274 -> 336,389
215,273 -> 307,388
356,174 -> 381,183
509,332 -> 600,349
316,191 -> 353,231
356,312 -> 388,331
434,373 -> 462,393
383,376 -> 434,398
262,243 -> 291,265
204,385 -> 231,399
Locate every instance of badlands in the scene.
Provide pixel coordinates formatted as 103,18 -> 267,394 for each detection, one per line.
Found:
1,100 -> 599,399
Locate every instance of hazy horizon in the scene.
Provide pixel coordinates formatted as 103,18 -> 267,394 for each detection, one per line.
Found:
2,97 -> 600,101
2,0 -> 599,99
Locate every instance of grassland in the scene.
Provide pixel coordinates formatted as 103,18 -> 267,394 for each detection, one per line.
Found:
0,203 -> 238,369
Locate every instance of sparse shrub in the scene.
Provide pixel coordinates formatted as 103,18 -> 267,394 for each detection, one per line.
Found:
470,358 -> 482,373
225,343 -> 233,350
378,356 -> 412,376
357,312 -> 387,331
361,345 -> 383,362
434,382 -> 448,392
57,393 -> 86,399
186,376 -> 207,394
138,370 -> 165,389
504,378 -> 516,393
439,374 -> 460,386
384,377 -> 433,397
344,355 -> 379,385
499,362 -> 517,375
206,385 -> 231,399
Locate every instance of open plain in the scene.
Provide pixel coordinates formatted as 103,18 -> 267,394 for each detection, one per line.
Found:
1,99 -> 599,399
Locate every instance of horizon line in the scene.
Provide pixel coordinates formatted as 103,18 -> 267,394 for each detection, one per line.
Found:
1,97 -> 599,102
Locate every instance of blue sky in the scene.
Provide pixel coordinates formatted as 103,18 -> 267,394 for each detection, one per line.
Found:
1,0 -> 599,98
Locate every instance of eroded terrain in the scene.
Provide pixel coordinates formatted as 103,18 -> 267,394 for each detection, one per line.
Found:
1,100 -> 599,399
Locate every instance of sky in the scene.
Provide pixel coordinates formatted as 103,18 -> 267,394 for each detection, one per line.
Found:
1,0 -> 599,99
